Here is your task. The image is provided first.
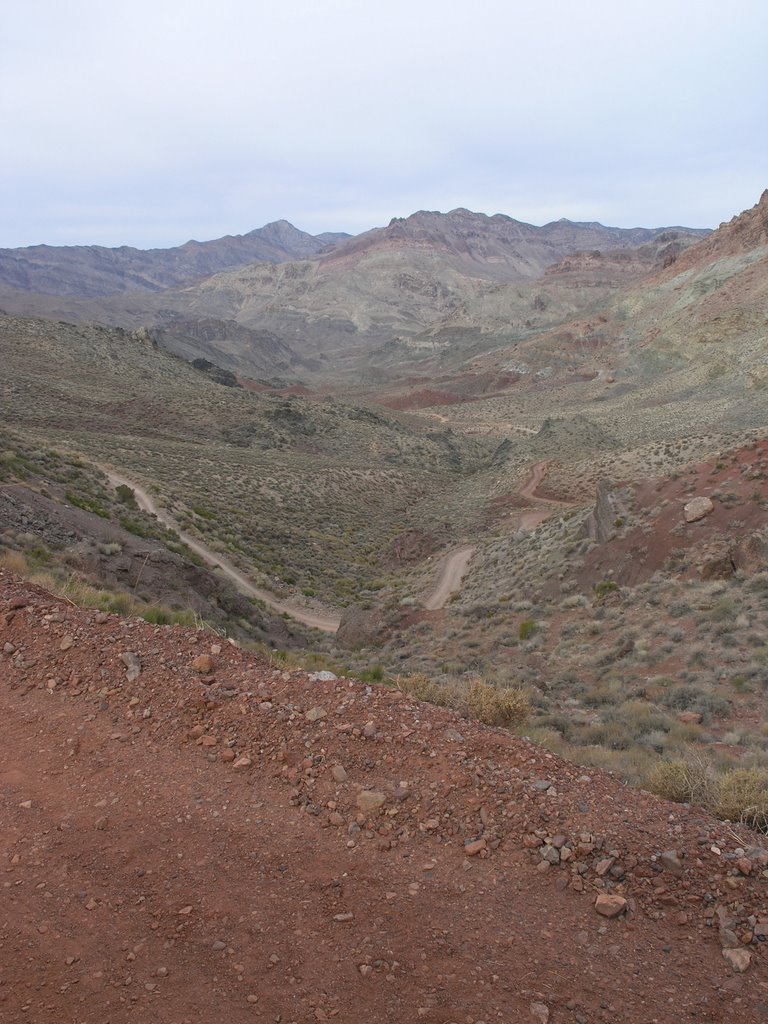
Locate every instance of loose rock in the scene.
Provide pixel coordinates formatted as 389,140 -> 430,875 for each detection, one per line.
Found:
595,894 -> 627,918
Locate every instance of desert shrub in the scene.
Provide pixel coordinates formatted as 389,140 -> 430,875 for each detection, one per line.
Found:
119,515 -> 152,538
518,618 -> 536,641
660,685 -> 730,721
579,719 -> 634,750
397,672 -> 529,728
397,672 -> 451,706
648,750 -> 716,806
98,542 -> 122,556
594,579 -> 619,601
668,600 -> 691,618
141,605 -> 196,627
714,767 -> 768,825
0,550 -> 29,574
711,597 -> 737,622
115,484 -> 138,507
465,678 -> 530,727
191,505 -> 216,521
359,664 -> 385,683
65,489 -> 109,518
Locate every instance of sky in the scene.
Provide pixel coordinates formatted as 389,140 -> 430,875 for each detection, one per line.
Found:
2,0 -> 766,248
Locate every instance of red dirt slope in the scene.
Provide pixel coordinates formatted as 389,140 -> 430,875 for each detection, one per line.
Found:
1,573 -> 767,1023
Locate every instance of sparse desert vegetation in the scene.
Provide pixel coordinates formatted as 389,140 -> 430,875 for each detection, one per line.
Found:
1,191 -> 768,839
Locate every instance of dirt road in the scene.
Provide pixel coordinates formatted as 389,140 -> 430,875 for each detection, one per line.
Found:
423,544 -> 475,610
424,461 -> 574,606
103,469 -> 341,633
517,460 -> 575,529
101,460 -> 568,625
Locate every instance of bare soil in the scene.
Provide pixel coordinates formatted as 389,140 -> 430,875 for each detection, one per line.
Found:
1,574 -> 767,1023
423,546 -> 475,611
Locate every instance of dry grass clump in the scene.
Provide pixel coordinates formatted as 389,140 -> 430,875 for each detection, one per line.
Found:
648,750 -> 716,806
714,767 -> 768,827
396,672 -> 452,707
1,553 -> 196,628
649,753 -> 768,828
397,671 -> 529,728
0,550 -> 29,574
465,677 -> 530,726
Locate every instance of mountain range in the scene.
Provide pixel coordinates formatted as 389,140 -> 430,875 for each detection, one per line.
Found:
0,208 -> 710,377
0,220 -> 351,297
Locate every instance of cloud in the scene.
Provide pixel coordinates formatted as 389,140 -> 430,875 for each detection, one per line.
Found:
2,0 -> 766,246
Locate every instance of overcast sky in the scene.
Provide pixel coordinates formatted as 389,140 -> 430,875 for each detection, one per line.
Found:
3,0 -> 766,247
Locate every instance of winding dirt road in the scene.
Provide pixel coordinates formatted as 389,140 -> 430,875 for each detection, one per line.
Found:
517,459 -> 575,529
423,544 -> 476,611
103,469 -> 341,633
101,459 -> 570,628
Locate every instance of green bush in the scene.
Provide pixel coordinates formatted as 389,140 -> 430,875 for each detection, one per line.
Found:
595,579 -> 619,601
65,489 -> 109,518
518,618 -> 536,641
115,483 -> 138,508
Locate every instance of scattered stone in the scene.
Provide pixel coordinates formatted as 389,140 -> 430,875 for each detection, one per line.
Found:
220,749 -> 236,763
533,779 -> 552,792
120,651 -> 142,682
233,755 -> 252,770
594,894 -> 627,918
722,948 -> 751,972
530,1002 -> 550,1023
684,496 -> 714,523
356,790 -> 386,814
192,654 -> 215,674
331,765 -> 348,783
308,671 -> 337,682
540,845 -> 560,865
59,635 -> 74,651
464,838 -> 487,857
719,928 -> 740,949
305,706 -> 327,722
660,850 -> 684,876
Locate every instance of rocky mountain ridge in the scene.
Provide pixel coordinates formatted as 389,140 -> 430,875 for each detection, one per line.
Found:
0,207 -> 710,379
0,219 -> 350,298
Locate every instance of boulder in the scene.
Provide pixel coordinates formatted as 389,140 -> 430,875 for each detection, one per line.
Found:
684,497 -> 714,523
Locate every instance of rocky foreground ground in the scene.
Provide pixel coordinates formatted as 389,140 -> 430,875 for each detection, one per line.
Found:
1,573 -> 767,1023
